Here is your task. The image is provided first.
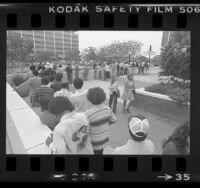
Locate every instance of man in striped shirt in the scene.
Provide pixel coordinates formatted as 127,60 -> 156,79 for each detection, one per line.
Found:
85,87 -> 117,154
35,76 -> 54,111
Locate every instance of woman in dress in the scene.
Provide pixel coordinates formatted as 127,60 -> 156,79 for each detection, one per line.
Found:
108,75 -> 118,114
121,73 -> 135,113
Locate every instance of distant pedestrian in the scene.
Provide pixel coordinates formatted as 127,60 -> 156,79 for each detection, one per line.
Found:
121,74 -> 135,113
108,75 -> 119,114
65,63 -> 73,84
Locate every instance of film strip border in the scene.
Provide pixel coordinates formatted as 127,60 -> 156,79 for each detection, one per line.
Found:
5,12 -> 188,29
0,156 -> 192,181
1,4 -> 199,182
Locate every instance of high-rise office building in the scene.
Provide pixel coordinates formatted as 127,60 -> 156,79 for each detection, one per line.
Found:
161,31 -> 190,48
7,30 -> 79,58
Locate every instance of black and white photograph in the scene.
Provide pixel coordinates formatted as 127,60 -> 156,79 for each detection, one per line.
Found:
6,30 -> 190,155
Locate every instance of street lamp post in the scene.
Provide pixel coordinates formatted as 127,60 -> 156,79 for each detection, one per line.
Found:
149,45 -> 152,64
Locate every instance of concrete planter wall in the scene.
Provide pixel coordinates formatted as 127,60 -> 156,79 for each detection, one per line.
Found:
134,88 -> 190,123
6,83 -> 51,154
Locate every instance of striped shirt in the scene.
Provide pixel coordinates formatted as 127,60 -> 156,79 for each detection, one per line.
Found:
85,104 -> 117,151
35,85 -> 54,103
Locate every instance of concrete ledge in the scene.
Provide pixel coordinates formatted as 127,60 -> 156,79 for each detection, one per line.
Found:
134,88 -> 190,123
6,83 -> 51,154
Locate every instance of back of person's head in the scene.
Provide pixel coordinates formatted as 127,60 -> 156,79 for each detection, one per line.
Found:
61,82 -> 69,90
41,76 -> 49,85
73,78 -> 83,90
48,96 -> 73,115
55,72 -> 63,82
87,87 -> 106,105
127,73 -> 134,81
30,65 -> 36,71
128,115 -> 149,142
40,95 -> 53,111
58,64 -> 62,68
49,75 -> 55,83
162,121 -> 190,154
32,69 -> 39,76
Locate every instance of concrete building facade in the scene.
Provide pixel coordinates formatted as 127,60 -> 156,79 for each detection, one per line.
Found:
7,30 -> 79,58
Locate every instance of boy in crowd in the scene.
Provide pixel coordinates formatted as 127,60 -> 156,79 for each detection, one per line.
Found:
48,75 -> 55,87
47,97 -> 93,154
113,115 -> 155,155
71,78 -> 89,112
18,69 -> 41,107
50,72 -> 63,92
85,87 -> 117,154
35,76 -> 54,111
39,96 -> 59,131
54,82 -> 72,101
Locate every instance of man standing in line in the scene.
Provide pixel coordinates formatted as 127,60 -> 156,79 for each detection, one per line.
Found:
66,63 -> 73,84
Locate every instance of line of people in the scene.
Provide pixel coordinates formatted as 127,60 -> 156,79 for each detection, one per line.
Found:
16,64 -> 190,155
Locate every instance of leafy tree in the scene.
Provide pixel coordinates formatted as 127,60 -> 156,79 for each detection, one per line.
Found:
160,42 -> 190,80
35,51 -> 55,62
97,40 -> 143,62
7,34 -> 34,64
81,47 -> 98,62
65,49 -> 81,62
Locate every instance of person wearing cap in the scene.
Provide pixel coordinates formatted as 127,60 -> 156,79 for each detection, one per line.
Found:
113,115 -> 155,155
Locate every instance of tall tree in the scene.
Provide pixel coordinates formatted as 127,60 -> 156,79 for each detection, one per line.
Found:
7,34 -> 34,64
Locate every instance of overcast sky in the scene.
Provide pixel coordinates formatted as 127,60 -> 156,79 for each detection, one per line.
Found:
78,31 -> 163,56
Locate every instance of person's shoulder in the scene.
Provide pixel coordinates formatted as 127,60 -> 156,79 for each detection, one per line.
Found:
162,141 -> 180,155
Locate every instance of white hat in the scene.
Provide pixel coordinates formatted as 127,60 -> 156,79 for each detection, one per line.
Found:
128,115 -> 149,137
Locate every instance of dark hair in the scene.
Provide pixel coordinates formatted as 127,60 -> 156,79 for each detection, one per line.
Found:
49,75 -> 55,82
41,76 -> 49,85
32,69 -> 39,76
30,65 -> 36,71
61,82 -> 69,90
40,95 -> 53,111
55,72 -> 63,82
162,121 -> 190,154
48,96 -> 73,115
58,64 -> 62,68
73,78 -> 83,89
87,87 -> 106,105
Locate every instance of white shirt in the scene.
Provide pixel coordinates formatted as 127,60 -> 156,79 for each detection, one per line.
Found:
113,139 -> 155,155
71,89 -> 89,112
52,112 -> 93,154
54,88 -> 72,100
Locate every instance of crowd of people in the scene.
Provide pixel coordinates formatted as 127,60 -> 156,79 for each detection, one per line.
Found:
15,61 -> 190,155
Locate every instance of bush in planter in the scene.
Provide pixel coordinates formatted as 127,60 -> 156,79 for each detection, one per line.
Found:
169,88 -> 190,104
12,74 -> 29,97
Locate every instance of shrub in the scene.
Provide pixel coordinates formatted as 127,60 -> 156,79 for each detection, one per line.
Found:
11,74 -> 30,97
145,82 -> 190,104
169,88 -> 190,104
12,74 -> 29,86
